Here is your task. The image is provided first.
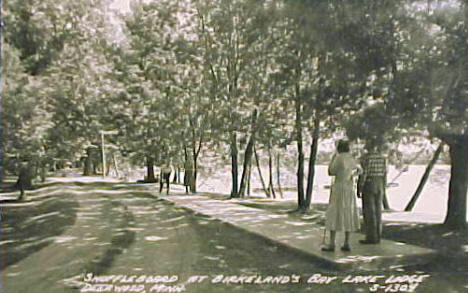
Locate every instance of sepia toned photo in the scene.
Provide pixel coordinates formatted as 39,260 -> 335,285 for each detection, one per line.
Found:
1,0 -> 468,292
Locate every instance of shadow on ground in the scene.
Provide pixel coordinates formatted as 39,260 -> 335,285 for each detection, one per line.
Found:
1,188 -> 79,269
202,194 -> 468,273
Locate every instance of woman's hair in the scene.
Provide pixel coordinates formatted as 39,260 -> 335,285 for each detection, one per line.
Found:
337,140 -> 350,153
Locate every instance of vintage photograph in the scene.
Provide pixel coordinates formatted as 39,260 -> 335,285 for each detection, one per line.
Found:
1,0 -> 468,292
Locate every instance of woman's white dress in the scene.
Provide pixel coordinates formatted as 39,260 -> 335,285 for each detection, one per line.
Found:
325,153 -> 360,232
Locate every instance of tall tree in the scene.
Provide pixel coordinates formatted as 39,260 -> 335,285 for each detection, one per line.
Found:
196,0 -> 273,197
114,0 -> 186,180
391,0 -> 468,229
427,0 -> 468,229
3,0 -> 114,179
274,1 -> 362,210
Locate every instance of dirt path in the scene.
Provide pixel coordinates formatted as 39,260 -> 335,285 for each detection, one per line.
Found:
2,183 -> 136,293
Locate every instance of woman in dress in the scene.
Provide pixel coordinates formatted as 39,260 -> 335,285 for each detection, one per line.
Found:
322,140 -> 361,252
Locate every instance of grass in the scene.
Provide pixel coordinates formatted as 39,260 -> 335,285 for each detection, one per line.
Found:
383,223 -> 468,272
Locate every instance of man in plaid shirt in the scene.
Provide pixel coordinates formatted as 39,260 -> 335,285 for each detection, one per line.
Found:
357,147 -> 387,244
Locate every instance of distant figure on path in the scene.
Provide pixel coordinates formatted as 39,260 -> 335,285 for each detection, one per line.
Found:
322,140 -> 361,252
16,162 -> 29,200
159,163 -> 172,195
357,145 -> 387,244
183,159 -> 193,194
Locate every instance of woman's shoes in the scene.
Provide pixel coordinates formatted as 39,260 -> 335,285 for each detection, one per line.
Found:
341,245 -> 351,252
321,245 -> 335,252
359,239 -> 379,244
321,245 -> 351,252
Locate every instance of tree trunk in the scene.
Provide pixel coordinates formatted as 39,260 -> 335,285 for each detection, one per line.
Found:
40,162 -> 47,182
173,167 -> 178,183
443,138 -> 468,229
183,146 -> 194,192
239,109 -> 258,197
254,146 -> 270,197
247,164 -> 251,196
112,153 -> 120,178
268,143 -> 277,199
191,156 -> 197,193
304,118 -> 320,210
405,143 -> 444,211
23,165 -> 33,189
191,141 -> 200,193
239,138 -> 254,197
382,193 -> 391,210
83,156 -> 92,176
190,135 -> 201,193
295,97 -> 305,209
34,161 -> 40,179
93,160 -> 98,175
83,147 -> 93,176
276,152 -> 284,198
443,0 -> 468,228
146,155 -> 156,182
230,132 -> 239,198
106,163 -> 111,176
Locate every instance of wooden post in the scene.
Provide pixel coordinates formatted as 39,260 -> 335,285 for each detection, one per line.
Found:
113,153 -> 120,178
101,132 -> 105,178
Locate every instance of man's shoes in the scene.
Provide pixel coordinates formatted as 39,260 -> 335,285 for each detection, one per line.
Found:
341,245 -> 351,252
321,246 -> 335,252
359,239 -> 379,244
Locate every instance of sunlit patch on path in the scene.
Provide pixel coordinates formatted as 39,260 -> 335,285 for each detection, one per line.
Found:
54,236 -> 78,244
144,236 -> 168,241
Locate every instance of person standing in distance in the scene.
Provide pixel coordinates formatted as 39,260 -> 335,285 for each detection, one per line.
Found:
159,161 -> 172,195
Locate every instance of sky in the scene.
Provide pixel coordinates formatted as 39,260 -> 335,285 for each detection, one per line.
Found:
107,0 -> 132,41
110,0 -> 131,13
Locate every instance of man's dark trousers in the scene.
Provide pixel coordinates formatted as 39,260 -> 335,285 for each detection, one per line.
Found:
159,173 -> 170,194
362,177 -> 385,243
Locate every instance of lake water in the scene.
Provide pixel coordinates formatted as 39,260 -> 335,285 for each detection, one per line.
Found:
198,164 -> 453,220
